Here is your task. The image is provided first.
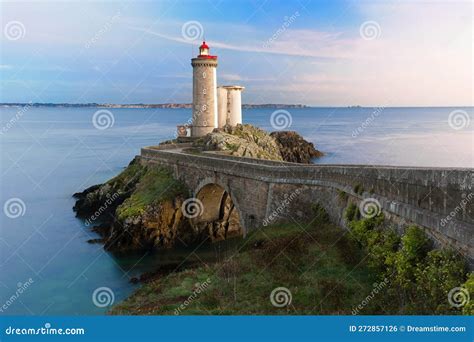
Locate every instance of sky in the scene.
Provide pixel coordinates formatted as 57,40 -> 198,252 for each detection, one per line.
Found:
0,0 -> 472,106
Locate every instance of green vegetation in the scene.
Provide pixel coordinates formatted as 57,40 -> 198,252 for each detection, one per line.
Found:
110,203 -> 471,315
345,206 -> 470,314
344,202 -> 360,222
116,166 -> 189,221
224,142 -> 240,153
462,274 -> 474,315
106,158 -> 148,191
111,205 -> 379,315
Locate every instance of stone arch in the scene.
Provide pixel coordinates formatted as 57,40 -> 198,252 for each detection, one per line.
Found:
192,178 -> 246,239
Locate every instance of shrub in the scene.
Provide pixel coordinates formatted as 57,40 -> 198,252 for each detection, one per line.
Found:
366,228 -> 400,272
344,203 -> 360,222
414,249 -> 468,314
347,213 -> 395,273
462,273 -> 474,315
392,226 -> 432,289
346,217 -> 470,314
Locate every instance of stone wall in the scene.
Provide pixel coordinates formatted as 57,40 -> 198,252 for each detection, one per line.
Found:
140,147 -> 474,264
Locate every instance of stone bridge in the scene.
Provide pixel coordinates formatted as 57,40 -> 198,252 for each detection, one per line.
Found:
140,145 -> 473,264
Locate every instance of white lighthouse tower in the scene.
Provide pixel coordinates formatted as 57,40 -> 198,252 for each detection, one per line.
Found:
185,41 -> 244,138
191,41 -> 218,137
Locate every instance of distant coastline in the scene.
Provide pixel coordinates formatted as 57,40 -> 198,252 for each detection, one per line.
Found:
0,103 -> 309,109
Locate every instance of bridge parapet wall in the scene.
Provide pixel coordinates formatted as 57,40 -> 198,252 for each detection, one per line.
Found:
140,147 -> 473,262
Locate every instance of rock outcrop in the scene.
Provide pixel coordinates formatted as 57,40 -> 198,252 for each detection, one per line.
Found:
193,124 -> 323,164
73,158 -> 242,252
196,124 -> 283,161
270,131 -> 323,163
73,158 -> 145,218
105,197 -> 197,252
73,159 -> 200,252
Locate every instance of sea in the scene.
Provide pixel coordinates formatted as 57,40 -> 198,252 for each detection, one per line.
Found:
0,106 -> 472,315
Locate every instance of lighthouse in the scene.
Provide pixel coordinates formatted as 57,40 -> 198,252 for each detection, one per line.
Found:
186,41 -> 244,138
191,41 -> 218,137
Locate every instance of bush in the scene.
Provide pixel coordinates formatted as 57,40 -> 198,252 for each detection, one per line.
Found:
414,249 -> 467,314
366,228 -> 400,272
346,215 -> 470,314
462,273 -> 474,315
344,203 -> 360,222
347,213 -> 396,273
392,226 -> 432,290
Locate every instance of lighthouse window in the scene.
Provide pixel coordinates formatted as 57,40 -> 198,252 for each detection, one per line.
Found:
202,72 -> 207,78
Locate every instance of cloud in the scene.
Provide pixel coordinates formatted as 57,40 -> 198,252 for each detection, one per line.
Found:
127,25 -> 354,60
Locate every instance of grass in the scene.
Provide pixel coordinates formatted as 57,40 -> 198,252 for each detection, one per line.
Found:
116,166 -> 189,221
110,220 -> 385,315
106,158 -> 147,190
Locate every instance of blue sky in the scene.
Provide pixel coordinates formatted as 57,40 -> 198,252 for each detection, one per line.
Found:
0,0 -> 472,106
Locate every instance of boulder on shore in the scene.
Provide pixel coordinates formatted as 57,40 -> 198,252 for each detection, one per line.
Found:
270,131 -> 324,163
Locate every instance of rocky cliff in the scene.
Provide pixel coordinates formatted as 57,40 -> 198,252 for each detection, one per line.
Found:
73,158 -> 200,252
73,158 -> 242,252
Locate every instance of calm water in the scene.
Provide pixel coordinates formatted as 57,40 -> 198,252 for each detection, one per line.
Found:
0,106 -> 472,315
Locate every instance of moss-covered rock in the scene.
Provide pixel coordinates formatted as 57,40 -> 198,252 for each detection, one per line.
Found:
73,157 -> 146,219
196,124 -> 283,161
193,124 -> 323,163
73,160 -> 202,252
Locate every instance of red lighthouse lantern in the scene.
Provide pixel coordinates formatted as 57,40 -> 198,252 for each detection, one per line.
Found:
198,41 -> 217,59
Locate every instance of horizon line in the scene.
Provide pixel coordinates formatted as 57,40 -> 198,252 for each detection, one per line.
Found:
0,102 -> 473,109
